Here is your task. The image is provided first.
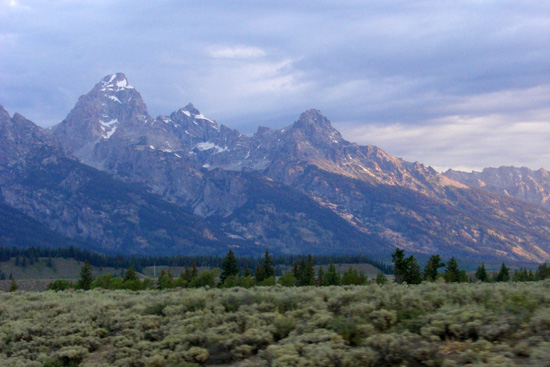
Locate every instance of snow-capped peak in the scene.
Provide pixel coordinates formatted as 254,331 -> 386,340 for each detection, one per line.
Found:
175,103 -> 219,130
99,73 -> 134,93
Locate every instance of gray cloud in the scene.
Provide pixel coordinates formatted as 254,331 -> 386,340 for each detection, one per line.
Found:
0,0 -> 548,169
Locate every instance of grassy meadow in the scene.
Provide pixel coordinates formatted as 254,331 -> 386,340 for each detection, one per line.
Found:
1,281 -> 550,366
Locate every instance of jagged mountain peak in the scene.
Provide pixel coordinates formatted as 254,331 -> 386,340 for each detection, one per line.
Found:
291,108 -> 343,143
182,102 -> 200,115
168,103 -> 219,132
0,107 -> 70,167
52,72 -> 152,158
295,109 -> 331,127
96,72 -> 134,93
444,165 -> 550,209
0,105 -> 10,120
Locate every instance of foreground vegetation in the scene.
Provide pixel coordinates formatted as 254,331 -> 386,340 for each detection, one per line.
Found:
1,281 -> 550,366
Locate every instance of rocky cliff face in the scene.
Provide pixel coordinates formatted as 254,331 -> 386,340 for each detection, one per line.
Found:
8,73 -> 550,261
0,105 -> 243,255
444,167 -> 550,209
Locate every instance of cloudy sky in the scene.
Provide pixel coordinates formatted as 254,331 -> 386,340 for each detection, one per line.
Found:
1,1 -> 548,171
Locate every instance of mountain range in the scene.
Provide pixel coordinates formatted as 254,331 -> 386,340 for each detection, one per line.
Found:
2,72 -> 550,262
444,167 -> 550,210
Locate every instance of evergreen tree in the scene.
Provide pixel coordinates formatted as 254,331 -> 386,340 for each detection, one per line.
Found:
256,250 -> 274,283
443,257 -> 462,283
513,267 -> 527,282
78,260 -> 94,290
191,261 -> 198,278
255,264 -> 264,283
325,262 -> 341,286
123,266 -> 138,282
317,266 -> 326,286
9,277 -> 18,292
423,255 -> 445,281
157,269 -> 174,289
391,248 -> 422,285
475,262 -> 488,282
536,263 -> 550,280
292,260 -> 300,283
342,267 -> 368,285
304,255 -> 315,285
391,248 -> 407,284
261,249 -> 275,279
404,256 -> 422,285
220,250 -> 239,284
182,264 -> 192,284
494,262 -> 510,282
243,264 -> 252,277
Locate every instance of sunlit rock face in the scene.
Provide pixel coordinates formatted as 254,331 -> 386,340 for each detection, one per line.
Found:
445,166 -> 550,209
1,73 -> 548,261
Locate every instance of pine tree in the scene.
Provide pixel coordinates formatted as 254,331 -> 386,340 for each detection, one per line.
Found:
261,249 -> 275,279
391,248 -> 407,284
494,262 -> 510,282
404,256 -> 422,285
78,260 -> 94,290
475,262 -> 488,282
392,249 -> 423,284
342,267 -> 368,285
256,250 -> 274,283
9,277 -> 18,292
292,260 -> 300,283
182,264 -> 192,284
255,264 -> 264,283
423,255 -> 445,281
294,256 -> 309,286
443,257 -> 461,283
317,267 -> 326,286
220,250 -> 239,284
305,255 -> 316,286
325,262 -> 341,285
123,266 -> 138,282
157,269 -> 174,289
191,261 -> 198,278
243,264 -> 252,277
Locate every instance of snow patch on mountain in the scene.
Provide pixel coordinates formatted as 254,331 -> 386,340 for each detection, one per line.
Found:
100,74 -> 134,92
108,95 -> 121,104
195,142 -> 228,153
99,119 -> 118,139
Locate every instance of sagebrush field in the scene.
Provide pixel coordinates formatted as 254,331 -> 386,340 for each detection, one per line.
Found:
1,281 -> 550,367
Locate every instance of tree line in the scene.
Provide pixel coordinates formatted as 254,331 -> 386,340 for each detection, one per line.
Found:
391,248 -> 550,284
45,249 -> 382,291
0,245 -> 391,274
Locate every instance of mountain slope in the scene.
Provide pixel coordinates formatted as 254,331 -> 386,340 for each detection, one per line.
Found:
444,167 -> 550,209
48,73 -> 550,262
0,202 -> 95,250
0,105 -> 243,255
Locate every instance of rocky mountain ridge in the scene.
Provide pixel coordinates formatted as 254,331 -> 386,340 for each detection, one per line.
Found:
444,166 -> 550,210
3,73 -> 550,261
0,104 -> 245,255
